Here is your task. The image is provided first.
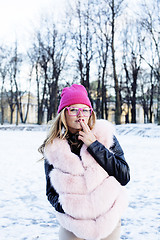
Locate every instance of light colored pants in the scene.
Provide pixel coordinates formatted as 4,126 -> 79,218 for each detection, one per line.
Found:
59,220 -> 121,240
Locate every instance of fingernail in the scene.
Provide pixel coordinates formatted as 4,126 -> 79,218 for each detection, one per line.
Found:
82,119 -> 84,121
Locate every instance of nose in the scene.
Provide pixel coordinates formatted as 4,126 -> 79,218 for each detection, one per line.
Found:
77,109 -> 83,117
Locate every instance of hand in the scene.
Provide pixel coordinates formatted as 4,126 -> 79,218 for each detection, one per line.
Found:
78,119 -> 97,147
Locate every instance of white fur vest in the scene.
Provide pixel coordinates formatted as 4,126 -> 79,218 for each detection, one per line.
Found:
44,120 -> 128,240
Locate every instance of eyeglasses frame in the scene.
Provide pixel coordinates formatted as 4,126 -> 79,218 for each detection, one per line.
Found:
66,107 -> 93,117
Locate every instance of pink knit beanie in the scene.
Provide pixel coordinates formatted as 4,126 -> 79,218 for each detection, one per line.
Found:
58,84 -> 92,113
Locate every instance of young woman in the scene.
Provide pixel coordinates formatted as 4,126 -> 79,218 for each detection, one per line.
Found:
39,84 -> 130,240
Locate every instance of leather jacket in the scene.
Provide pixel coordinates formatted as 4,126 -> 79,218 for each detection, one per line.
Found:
44,135 -> 130,213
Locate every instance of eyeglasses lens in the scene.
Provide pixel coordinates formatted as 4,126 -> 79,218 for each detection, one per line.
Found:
68,108 -> 91,116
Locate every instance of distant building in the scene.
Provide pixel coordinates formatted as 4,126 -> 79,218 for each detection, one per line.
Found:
0,91 -> 158,124
0,92 -> 38,124
91,90 -> 158,124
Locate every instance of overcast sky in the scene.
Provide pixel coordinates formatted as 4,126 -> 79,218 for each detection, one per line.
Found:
0,0 -> 67,45
0,0 -> 143,50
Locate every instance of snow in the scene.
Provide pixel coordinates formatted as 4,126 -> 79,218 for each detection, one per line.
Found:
0,124 -> 160,240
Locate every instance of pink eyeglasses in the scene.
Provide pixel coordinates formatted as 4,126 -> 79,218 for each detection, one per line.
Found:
66,107 -> 93,117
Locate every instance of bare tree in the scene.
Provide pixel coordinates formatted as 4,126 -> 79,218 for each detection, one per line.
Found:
139,45 -> 157,123
130,53 -> 141,123
46,24 -> 68,119
108,0 -> 125,124
122,20 -> 142,123
19,63 -> 33,123
0,47 -> 9,125
140,0 -> 160,124
30,32 -> 49,124
6,70 -> 15,124
138,71 -> 153,123
28,35 -> 45,124
29,19 -> 68,124
93,3 -> 110,119
9,42 -> 22,125
72,0 -> 94,95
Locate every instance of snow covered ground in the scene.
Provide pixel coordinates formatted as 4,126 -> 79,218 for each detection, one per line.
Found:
0,123 -> 160,240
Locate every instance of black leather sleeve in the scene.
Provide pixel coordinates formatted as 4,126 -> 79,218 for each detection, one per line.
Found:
44,160 -> 65,213
87,136 -> 130,186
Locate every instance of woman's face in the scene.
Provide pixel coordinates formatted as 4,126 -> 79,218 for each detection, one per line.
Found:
65,104 -> 91,133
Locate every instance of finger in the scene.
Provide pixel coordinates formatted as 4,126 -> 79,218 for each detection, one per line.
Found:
78,130 -> 85,137
78,135 -> 83,141
79,120 -> 90,132
78,133 -> 85,141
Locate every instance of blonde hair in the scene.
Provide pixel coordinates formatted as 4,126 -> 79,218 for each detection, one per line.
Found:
38,108 -> 96,156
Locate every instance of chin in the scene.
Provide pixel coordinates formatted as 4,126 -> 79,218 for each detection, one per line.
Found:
68,126 -> 82,133
77,128 -> 82,132
75,126 -> 82,131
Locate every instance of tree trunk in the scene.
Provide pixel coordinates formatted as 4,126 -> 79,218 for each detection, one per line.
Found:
131,96 -> 136,123
101,65 -> 106,119
96,74 -> 101,119
131,66 -> 139,123
1,85 -> 4,125
111,0 -> 121,124
157,80 -> 160,125
10,108 -> 14,124
104,86 -> 108,119
149,83 -> 154,123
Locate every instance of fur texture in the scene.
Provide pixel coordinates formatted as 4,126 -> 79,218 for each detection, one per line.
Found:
44,120 -> 128,240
